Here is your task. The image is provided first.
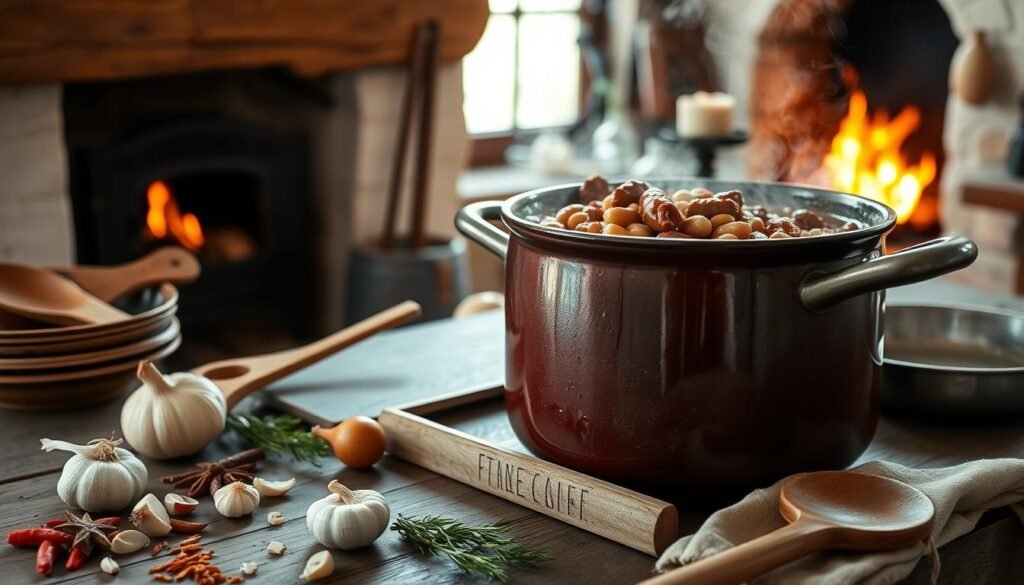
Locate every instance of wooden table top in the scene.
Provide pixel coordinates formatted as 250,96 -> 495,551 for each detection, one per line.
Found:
2,282 -> 1023,584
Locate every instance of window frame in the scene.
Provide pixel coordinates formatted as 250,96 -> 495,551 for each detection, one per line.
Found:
466,2 -> 595,167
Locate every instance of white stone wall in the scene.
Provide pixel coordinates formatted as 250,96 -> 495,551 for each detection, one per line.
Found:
0,85 -> 74,265
938,0 -> 1024,293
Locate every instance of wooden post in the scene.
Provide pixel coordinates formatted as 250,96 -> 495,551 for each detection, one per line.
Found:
378,407 -> 679,556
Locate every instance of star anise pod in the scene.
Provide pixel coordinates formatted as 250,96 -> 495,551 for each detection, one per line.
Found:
161,448 -> 265,498
54,511 -> 118,555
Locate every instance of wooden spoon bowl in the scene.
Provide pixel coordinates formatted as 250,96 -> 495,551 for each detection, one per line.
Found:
0,263 -> 129,325
643,470 -> 935,585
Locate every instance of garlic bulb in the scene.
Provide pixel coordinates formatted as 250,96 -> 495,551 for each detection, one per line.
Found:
214,482 -> 260,517
131,493 -> 172,537
300,550 -> 335,581
40,436 -> 147,513
306,480 -> 389,550
121,361 -> 227,460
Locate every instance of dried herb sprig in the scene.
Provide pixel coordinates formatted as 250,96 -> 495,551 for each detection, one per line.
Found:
391,514 -> 550,582
226,414 -> 329,464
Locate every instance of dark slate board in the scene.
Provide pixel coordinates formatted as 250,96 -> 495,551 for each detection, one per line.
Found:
262,309 -> 505,426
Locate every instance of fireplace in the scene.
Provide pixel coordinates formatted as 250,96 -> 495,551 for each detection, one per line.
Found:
747,0 -> 957,237
64,71 -> 320,357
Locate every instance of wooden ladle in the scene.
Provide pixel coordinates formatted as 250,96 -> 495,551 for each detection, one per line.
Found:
0,262 -> 129,325
56,247 -> 200,302
194,300 -> 422,409
641,471 -> 935,585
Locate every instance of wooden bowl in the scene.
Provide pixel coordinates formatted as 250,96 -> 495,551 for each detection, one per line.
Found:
0,317 -> 179,371
0,308 -> 177,357
0,284 -> 177,342
0,335 -> 181,410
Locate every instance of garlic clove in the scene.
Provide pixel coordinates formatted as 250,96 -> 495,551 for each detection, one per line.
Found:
110,530 -> 151,554
164,493 -> 199,516
267,511 -> 285,526
300,550 -> 334,581
130,500 -> 172,537
240,562 -> 259,575
267,540 -> 287,555
253,477 -> 296,497
100,556 -> 120,575
136,493 -> 170,523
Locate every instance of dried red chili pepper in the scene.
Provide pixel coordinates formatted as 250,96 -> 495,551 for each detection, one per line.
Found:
7,528 -> 74,548
65,545 -> 88,571
36,540 -> 58,576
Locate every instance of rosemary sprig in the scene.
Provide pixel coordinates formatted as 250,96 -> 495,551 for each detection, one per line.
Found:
226,414 -> 329,465
390,514 -> 550,582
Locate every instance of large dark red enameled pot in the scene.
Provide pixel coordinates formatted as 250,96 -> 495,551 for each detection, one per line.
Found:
456,179 -> 977,491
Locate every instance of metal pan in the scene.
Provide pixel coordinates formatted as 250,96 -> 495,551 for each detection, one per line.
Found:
882,303 -> 1024,418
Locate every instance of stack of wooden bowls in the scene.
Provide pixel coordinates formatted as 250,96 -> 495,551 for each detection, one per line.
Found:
0,248 -> 198,410
0,285 -> 182,410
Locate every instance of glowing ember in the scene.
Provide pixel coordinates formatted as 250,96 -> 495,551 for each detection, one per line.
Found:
823,90 -> 936,224
145,180 -> 205,250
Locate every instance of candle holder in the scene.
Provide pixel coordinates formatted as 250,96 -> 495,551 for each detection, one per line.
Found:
659,129 -> 748,178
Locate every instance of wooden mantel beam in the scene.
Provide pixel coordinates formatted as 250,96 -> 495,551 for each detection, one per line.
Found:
0,0 -> 490,84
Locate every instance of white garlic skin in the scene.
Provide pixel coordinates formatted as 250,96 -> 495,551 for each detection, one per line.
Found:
40,438 -> 147,513
306,480 -> 390,550
121,362 -> 227,460
214,482 -> 261,517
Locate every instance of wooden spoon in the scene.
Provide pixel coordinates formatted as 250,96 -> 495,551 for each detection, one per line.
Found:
55,247 -> 200,302
194,300 -> 422,409
0,263 -> 129,325
640,471 -> 935,585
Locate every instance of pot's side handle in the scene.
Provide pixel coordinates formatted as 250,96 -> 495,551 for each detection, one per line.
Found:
456,201 -> 509,261
800,235 -> 978,311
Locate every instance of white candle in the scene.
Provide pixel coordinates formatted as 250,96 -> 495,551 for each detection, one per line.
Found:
676,92 -> 735,138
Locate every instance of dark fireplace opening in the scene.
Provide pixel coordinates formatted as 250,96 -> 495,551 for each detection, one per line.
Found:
144,171 -> 264,265
63,70 -> 322,363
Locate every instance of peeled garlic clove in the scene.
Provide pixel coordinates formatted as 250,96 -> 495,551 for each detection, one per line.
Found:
164,493 -> 199,515
253,477 -> 296,497
267,511 -> 285,526
267,540 -> 287,555
214,481 -> 261,517
110,530 -> 151,554
300,550 -> 334,581
131,494 -> 172,537
241,562 -> 259,576
101,556 -> 120,575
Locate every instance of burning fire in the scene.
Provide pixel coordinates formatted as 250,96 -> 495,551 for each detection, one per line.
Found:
823,90 -> 936,224
145,180 -> 204,251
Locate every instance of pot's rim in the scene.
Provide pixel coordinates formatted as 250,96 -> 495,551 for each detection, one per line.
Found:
500,178 -> 898,250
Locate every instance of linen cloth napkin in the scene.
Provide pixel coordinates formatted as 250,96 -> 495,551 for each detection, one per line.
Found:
655,459 -> 1024,584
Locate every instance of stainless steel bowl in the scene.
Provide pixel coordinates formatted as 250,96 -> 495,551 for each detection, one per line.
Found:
882,303 -> 1024,417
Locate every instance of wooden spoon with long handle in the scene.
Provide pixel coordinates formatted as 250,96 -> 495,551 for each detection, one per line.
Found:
0,262 -> 129,325
194,301 -> 422,409
55,247 -> 200,302
639,471 -> 935,585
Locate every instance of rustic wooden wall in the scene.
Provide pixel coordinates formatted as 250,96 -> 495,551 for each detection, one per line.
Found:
0,0 -> 489,84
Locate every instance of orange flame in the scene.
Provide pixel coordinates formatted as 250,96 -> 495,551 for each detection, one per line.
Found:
823,91 -> 936,224
145,180 -> 204,250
